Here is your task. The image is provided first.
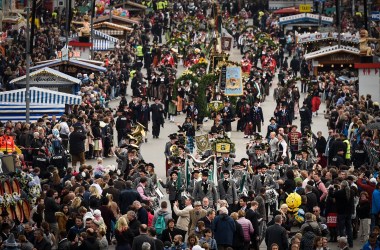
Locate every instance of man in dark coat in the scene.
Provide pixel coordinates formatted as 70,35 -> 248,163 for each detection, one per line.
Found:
299,101 -> 312,132
68,125 -> 86,169
150,98 -> 164,139
305,184 -> 318,213
290,56 -> 300,77
132,224 -> 156,250
220,100 -> 234,137
120,181 -> 142,214
102,179 -> 120,206
265,215 -> 288,250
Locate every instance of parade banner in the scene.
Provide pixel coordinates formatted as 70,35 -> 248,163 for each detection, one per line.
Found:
224,66 -> 243,96
195,134 -> 211,153
219,65 -> 227,90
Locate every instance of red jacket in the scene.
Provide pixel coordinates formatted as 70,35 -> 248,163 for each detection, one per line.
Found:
357,178 -> 376,204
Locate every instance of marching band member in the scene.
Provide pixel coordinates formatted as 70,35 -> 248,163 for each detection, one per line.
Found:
193,169 -> 218,207
187,169 -> 201,195
217,170 -> 238,213
158,171 -> 184,222
164,133 -> 178,175
251,164 -> 276,195
217,152 -> 234,173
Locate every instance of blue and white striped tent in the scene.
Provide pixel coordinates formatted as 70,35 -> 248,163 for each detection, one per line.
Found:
0,87 -> 82,122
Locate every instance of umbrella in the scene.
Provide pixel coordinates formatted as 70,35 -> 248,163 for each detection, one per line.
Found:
273,7 -> 300,15
366,122 -> 380,130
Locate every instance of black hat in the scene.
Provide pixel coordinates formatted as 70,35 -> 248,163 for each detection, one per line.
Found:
171,167 -> 180,172
254,145 -> 261,150
169,133 -> 178,140
170,171 -> 178,176
222,170 -> 230,175
268,162 -> 276,166
301,148 -> 309,154
240,158 -> 248,163
192,169 -> 200,174
269,117 -> 276,122
202,169 -> 209,176
233,162 -> 240,167
256,164 -> 263,170
146,163 -> 155,168
296,150 -> 302,155
255,134 -> 263,140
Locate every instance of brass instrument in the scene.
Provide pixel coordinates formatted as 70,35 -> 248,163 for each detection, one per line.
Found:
130,122 -> 146,145
169,144 -> 179,156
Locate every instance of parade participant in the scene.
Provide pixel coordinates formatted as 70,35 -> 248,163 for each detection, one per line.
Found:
150,97 -> 164,139
250,100 -> 264,134
277,133 -> 289,162
268,132 -> 279,161
188,201 -> 207,235
138,99 -> 151,143
158,171 -> 183,222
217,152 -> 234,172
217,170 -> 238,212
275,104 -> 291,132
252,164 -> 277,196
221,100 -> 234,138
164,133 -> 178,174
288,125 -> 302,160
187,169 -> 201,194
193,169 -> 218,206
299,101 -> 312,132
266,117 -> 278,140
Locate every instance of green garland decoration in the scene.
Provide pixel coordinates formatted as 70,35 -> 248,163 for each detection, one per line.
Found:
189,62 -> 208,77
211,136 -> 236,153
173,71 -> 200,99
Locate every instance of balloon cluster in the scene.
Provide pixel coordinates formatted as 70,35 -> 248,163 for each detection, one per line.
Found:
112,7 -> 130,17
95,0 -> 109,15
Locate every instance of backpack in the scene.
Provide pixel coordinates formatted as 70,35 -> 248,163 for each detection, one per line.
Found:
155,214 -> 166,235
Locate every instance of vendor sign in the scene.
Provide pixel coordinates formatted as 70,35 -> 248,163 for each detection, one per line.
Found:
225,66 -> 243,96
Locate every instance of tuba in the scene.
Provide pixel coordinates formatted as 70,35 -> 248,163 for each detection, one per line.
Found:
130,122 -> 146,145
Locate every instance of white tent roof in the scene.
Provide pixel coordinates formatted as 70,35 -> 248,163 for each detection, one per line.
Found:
10,67 -> 81,84
304,45 -> 360,60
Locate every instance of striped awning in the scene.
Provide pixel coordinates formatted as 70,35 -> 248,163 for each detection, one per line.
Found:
93,39 -> 115,51
96,29 -> 124,36
0,87 -> 82,105
0,103 -> 65,122
94,30 -> 119,43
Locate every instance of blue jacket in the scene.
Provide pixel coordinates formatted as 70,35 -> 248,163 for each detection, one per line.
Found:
212,214 -> 236,246
362,241 -> 380,250
372,189 -> 380,215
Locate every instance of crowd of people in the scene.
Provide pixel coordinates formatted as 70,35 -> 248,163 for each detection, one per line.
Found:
1,0 -> 380,250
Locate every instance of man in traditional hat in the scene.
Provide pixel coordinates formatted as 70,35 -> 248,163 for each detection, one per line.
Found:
251,164 -> 276,195
187,169 -> 201,194
217,152 -> 234,172
218,170 -> 238,212
220,99 -> 234,138
193,169 -> 218,206
150,97 -> 164,139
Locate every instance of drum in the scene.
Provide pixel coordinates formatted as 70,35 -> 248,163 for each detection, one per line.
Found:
265,188 -> 279,205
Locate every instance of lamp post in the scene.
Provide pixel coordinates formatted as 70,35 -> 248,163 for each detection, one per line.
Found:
25,0 -> 35,123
